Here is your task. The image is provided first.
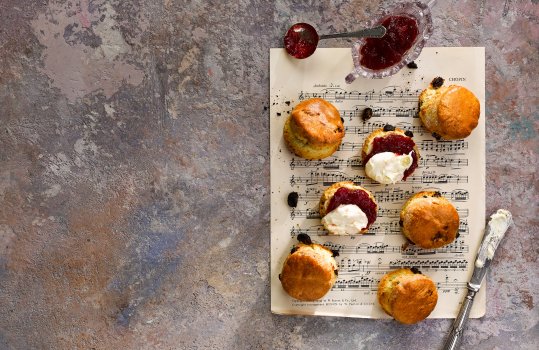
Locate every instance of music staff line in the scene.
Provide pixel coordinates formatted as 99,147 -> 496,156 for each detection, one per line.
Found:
340,106 -> 418,120
331,275 -> 466,293
296,188 -> 469,203
290,172 -> 469,187
290,154 -> 468,171
344,123 -> 421,136
339,140 -> 468,152
336,258 -> 468,274
299,87 -> 422,103
321,241 -> 468,255
290,207 -> 469,220
290,219 -> 470,237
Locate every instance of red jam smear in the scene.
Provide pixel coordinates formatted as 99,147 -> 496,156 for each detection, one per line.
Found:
360,15 -> 419,70
284,23 -> 319,59
327,187 -> 377,227
364,134 -> 418,180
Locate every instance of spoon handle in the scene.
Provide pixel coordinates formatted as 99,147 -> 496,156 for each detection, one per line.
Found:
319,25 -> 386,40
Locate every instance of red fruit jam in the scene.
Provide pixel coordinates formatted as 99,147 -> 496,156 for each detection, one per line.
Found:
284,23 -> 319,59
360,15 -> 419,70
327,187 -> 377,227
364,134 -> 418,180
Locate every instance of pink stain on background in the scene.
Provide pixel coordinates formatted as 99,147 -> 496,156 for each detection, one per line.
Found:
78,0 -> 91,28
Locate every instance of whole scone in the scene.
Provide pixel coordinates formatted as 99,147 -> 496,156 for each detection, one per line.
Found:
319,181 -> 377,235
400,191 -> 459,249
283,98 -> 344,159
378,268 -> 438,324
361,126 -> 420,184
279,234 -> 338,301
418,77 -> 480,140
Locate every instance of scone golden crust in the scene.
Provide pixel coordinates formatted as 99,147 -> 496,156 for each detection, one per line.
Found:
419,79 -> 480,140
377,268 -> 438,324
279,242 -> 338,301
283,98 -> 344,159
400,191 -> 459,249
319,181 -> 378,234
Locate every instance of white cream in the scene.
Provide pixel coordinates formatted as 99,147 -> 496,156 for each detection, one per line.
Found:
365,151 -> 414,184
475,209 -> 513,268
322,204 -> 368,235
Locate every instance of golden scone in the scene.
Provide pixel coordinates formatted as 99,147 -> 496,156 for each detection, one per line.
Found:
361,126 -> 420,184
419,77 -> 480,140
279,234 -> 338,301
400,191 -> 459,249
283,98 -> 344,159
378,268 -> 438,324
319,181 -> 377,235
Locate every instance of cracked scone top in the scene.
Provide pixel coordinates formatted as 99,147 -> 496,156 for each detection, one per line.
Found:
418,77 -> 480,140
283,98 -> 344,159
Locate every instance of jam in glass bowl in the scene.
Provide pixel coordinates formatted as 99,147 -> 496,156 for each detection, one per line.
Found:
346,1 -> 433,83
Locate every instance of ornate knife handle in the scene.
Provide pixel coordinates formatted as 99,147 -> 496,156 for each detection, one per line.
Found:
442,287 -> 477,350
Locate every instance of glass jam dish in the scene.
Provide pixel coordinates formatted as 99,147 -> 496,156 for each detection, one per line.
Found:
345,1 -> 433,83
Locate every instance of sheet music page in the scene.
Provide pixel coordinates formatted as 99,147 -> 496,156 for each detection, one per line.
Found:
270,47 -> 486,318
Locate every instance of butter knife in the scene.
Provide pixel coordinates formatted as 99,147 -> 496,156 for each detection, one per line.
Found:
442,209 -> 513,350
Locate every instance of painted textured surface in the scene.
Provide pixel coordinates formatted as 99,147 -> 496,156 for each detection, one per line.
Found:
0,0 -> 537,349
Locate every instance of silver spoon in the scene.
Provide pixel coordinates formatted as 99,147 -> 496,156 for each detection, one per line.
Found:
284,23 -> 386,59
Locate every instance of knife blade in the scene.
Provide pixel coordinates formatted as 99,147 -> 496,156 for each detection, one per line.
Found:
442,209 -> 513,350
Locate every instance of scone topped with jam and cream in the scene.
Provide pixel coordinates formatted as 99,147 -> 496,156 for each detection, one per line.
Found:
319,181 -> 378,235
362,125 -> 420,184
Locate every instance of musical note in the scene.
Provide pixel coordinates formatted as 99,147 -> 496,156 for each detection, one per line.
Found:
333,275 -> 378,291
418,140 -> 468,152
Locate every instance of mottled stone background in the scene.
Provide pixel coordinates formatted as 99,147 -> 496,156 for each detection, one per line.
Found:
0,0 -> 537,349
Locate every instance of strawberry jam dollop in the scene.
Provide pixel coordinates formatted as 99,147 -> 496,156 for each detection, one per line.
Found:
360,15 -> 419,70
327,187 -> 377,227
364,134 -> 418,180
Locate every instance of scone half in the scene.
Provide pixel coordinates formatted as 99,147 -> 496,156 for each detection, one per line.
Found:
418,77 -> 480,140
377,268 -> 438,324
279,235 -> 338,301
283,98 -> 344,159
400,191 -> 459,249
319,181 -> 378,235
361,126 -> 420,184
